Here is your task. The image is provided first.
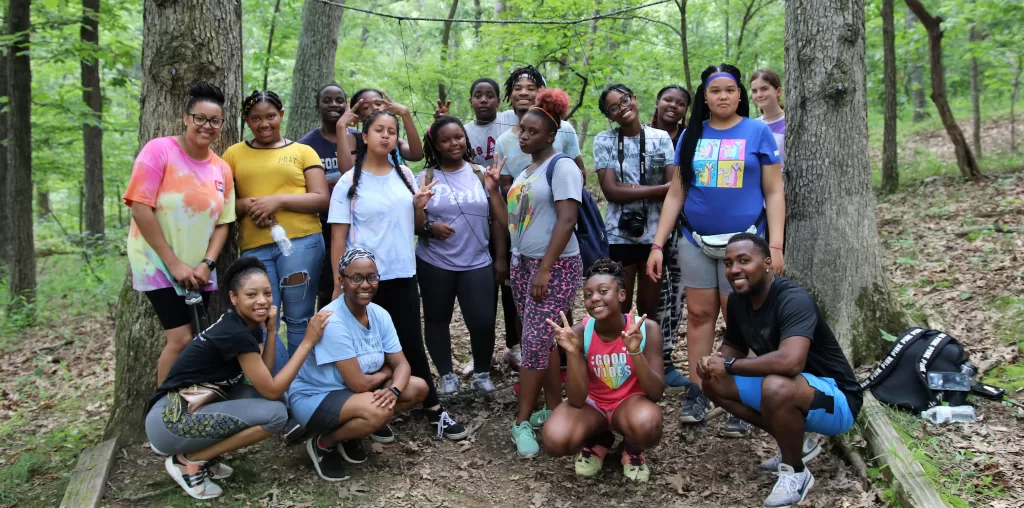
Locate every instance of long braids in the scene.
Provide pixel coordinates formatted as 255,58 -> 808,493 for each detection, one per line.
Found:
240,89 -> 284,135
347,110 -> 413,200
677,64 -> 749,193
422,116 -> 474,171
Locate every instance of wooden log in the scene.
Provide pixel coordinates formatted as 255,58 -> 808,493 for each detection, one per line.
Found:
859,393 -> 949,508
60,438 -> 117,508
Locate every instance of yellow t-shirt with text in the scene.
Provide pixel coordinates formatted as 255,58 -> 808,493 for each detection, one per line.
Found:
223,141 -> 324,251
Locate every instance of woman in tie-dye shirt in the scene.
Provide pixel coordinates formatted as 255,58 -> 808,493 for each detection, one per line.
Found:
123,82 -> 236,386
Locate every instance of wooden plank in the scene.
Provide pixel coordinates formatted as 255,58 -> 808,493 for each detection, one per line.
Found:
60,438 -> 118,508
860,393 -> 950,508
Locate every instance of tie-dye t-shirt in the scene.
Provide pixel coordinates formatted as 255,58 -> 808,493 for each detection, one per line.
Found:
674,117 -> 781,245
123,136 -> 236,294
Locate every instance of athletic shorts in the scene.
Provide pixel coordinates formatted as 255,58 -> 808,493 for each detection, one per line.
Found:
609,244 -> 652,267
677,238 -> 731,294
734,373 -> 856,436
305,389 -> 356,434
144,287 -> 211,330
586,393 -> 645,424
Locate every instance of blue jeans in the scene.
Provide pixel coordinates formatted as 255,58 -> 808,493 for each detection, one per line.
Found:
242,232 -> 324,373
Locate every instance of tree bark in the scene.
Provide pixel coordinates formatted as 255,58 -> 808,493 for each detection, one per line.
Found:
104,0 -> 243,446
968,1 -> 981,159
82,0 -> 104,242
784,0 -> 907,363
904,0 -> 982,182
0,10 -> 7,267
438,0 -> 459,104
472,0 -> 481,42
285,0 -> 345,141
881,0 -> 899,194
675,0 -> 692,90
7,0 -> 36,313
904,10 -> 929,122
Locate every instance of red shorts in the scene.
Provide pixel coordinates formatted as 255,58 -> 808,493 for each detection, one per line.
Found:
585,393 -> 645,424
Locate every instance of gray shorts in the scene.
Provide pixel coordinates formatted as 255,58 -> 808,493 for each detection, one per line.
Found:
678,236 -> 732,295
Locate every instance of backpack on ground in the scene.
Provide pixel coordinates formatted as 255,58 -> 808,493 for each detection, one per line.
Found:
857,327 -> 972,412
545,153 -> 609,269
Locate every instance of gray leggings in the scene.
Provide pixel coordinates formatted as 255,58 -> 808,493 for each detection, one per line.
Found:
145,385 -> 288,456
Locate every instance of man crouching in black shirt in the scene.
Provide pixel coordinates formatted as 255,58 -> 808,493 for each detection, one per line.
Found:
697,233 -> 861,508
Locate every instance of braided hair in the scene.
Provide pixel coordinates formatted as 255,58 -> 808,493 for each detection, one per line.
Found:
347,111 -> 414,200
597,84 -> 634,118
677,64 -> 750,193
502,65 -> 546,104
584,258 -> 626,290
221,256 -> 269,298
651,84 -> 691,127
240,90 -> 284,135
422,116 -> 474,170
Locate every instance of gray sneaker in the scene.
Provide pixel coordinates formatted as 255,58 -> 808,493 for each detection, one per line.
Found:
439,372 -> 460,395
759,435 -> 821,471
471,372 -> 495,392
764,464 -> 814,507
722,415 -> 753,438
679,384 -> 713,423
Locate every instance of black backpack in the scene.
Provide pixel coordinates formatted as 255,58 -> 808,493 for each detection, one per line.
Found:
857,327 -> 971,412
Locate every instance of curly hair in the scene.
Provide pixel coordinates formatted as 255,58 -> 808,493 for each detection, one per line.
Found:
584,258 -> 626,290
526,88 -> 570,132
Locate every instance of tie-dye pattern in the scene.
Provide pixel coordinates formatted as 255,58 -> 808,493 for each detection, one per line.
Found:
124,137 -> 236,294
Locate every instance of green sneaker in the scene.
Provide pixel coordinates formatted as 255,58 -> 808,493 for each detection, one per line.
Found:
511,421 -> 540,458
621,447 -> 650,483
574,443 -> 609,477
529,407 -> 552,429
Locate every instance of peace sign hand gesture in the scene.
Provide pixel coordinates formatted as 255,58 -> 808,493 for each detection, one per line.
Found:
414,179 -> 439,209
434,99 -> 451,120
380,92 -> 410,116
621,307 -> 647,355
545,311 -> 581,355
483,157 -> 506,193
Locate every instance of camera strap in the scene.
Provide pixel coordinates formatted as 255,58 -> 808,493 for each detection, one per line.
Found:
617,127 -> 648,223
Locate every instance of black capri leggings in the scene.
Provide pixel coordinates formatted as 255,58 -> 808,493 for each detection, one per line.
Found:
417,258 -> 497,376
372,276 -> 439,408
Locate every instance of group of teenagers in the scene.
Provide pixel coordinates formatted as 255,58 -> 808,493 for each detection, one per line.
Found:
127,61 -> 861,507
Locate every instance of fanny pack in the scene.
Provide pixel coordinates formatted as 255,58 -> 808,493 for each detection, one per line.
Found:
681,209 -> 766,259
176,383 -> 227,414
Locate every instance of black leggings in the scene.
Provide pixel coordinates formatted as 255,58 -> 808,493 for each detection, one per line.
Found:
417,259 -> 497,376
372,276 -> 439,408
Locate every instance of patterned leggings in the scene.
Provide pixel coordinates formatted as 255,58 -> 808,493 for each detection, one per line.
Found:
657,231 -> 686,367
510,255 -> 583,370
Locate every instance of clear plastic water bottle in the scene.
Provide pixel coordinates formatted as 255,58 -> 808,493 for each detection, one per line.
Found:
921,405 -> 977,424
270,224 -> 294,256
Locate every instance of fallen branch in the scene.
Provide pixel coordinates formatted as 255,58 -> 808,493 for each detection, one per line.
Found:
121,486 -> 175,503
37,339 -> 75,353
831,435 -> 870,487
955,222 -> 1016,238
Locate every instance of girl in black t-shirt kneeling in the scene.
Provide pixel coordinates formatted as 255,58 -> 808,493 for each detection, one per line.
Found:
145,257 -> 332,500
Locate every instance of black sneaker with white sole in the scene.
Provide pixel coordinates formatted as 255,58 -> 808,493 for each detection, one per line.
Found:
370,423 -> 396,443
306,435 -> 351,482
338,439 -> 368,464
722,415 -> 753,438
679,384 -> 714,423
427,407 -> 469,440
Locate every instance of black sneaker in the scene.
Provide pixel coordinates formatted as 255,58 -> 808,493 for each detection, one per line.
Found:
338,439 -> 368,464
722,415 -> 753,438
679,384 -> 713,423
306,435 -> 351,482
427,407 -> 469,440
370,423 -> 396,444
283,416 -> 306,445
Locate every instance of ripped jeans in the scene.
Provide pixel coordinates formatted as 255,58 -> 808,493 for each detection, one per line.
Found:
242,232 -> 324,374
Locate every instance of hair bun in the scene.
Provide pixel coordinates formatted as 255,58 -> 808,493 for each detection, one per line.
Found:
188,81 -> 225,106
534,88 -> 570,121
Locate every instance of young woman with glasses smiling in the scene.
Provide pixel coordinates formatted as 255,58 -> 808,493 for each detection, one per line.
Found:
124,82 -> 237,386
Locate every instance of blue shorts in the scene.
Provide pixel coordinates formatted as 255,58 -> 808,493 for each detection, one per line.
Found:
734,373 -> 855,436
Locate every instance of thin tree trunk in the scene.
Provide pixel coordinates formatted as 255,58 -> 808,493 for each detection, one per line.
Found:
473,0 -> 481,42
262,0 -> 283,90
904,0 -> 982,182
104,0 -> 243,446
285,0 -> 345,140
438,0 -> 459,104
968,1 -> 981,159
1012,55 -> 1021,154
733,0 -> 768,64
494,0 -> 505,76
675,0 -> 692,90
785,0 -> 907,363
881,0 -> 899,194
0,10 -> 7,267
723,0 -> 730,59
82,0 -> 104,242
37,189 -> 50,221
905,10 -> 929,122
7,0 -> 36,313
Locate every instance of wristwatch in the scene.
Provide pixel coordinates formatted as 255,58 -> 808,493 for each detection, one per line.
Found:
423,220 -> 435,235
389,386 -> 402,398
202,258 -> 216,271
724,357 -> 737,375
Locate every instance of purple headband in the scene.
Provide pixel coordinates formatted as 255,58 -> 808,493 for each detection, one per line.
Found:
704,72 -> 738,87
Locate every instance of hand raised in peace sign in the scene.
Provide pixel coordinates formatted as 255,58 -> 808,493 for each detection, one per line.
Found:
545,311 -> 581,355
414,179 -> 439,209
621,307 -> 648,355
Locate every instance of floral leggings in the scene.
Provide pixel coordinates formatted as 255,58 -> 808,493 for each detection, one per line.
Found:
510,255 -> 583,370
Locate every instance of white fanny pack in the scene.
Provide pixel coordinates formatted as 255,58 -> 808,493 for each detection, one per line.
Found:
682,209 -> 766,259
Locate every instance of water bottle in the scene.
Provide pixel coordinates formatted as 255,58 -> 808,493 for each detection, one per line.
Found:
270,224 -> 294,256
921,405 -> 977,424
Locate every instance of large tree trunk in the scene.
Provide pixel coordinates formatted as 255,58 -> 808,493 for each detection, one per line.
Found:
784,0 -> 907,363
438,0 -> 459,104
104,0 -> 243,446
0,14 -> 7,268
7,0 -> 36,313
881,0 -> 899,194
968,2 -> 981,159
675,0 -> 692,90
285,0 -> 345,140
904,11 -> 929,122
904,0 -> 982,182
82,0 -> 104,242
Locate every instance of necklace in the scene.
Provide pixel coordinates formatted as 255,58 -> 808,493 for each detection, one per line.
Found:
762,111 -> 785,123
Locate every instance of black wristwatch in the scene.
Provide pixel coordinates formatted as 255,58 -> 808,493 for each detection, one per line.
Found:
724,357 -> 737,375
202,258 -> 216,271
423,220 -> 435,235
389,386 -> 402,398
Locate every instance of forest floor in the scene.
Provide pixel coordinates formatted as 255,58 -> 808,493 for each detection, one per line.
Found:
2,171 -> 1023,506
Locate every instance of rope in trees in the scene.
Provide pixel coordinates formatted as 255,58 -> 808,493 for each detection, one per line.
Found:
315,0 -> 673,25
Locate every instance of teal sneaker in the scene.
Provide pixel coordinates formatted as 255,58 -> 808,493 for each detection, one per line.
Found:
529,407 -> 552,429
511,421 -> 540,458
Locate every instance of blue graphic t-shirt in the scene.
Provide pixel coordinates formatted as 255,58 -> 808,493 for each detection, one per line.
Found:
673,117 -> 781,245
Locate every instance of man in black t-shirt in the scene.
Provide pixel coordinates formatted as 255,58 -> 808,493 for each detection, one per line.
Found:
697,233 -> 860,508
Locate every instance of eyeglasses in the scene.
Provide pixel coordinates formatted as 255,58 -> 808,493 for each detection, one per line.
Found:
344,273 -> 380,285
188,113 -> 225,129
606,93 -> 634,116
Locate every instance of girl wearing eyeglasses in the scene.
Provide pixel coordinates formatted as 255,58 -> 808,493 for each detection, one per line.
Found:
124,81 -> 237,386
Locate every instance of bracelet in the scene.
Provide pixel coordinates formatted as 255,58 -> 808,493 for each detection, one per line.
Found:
651,244 -> 664,252
770,245 -> 783,250
389,386 -> 402,398
627,349 -> 643,356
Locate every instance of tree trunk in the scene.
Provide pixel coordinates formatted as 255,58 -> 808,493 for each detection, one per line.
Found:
438,0 -> 459,104
675,0 -> 692,90
0,14 -> 7,267
968,2 -> 981,159
285,0 -> 345,141
494,0 -> 505,76
262,0 -> 283,90
1012,55 -> 1021,154
904,0 -> 982,182
784,0 -> 907,363
905,10 -> 929,122
82,0 -> 104,242
881,0 -> 899,194
7,0 -> 36,313
723,0 -> 730,59
472,0 -> 481,42
104,0 -> 243,446
37,189 -> 50,221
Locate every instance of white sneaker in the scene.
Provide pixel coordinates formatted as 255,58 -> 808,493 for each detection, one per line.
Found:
764,463 -> 814,507
471,372 -> 495,392
439,372 -> 460,395
760,435 -> 821,472
165,455 -> 222,500
205,457 -> 233,480
461,360 -> 475,375
504,345 -> 522,368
